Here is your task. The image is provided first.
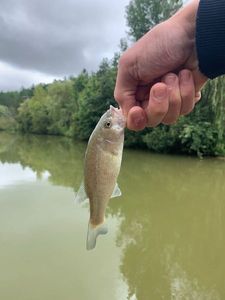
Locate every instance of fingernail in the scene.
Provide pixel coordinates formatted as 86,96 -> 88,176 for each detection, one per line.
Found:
180,70 -> 191,82
153,86 -> 167,102
165,75 -> 176,86
134,116 -> 144,127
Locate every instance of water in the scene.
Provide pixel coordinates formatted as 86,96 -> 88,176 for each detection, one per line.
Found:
0,133 -> 225,300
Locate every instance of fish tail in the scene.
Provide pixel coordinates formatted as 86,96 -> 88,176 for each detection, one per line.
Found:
86,221 -> 108,251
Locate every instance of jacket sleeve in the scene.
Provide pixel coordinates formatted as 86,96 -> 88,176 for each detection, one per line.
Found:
196,0 -> 225,79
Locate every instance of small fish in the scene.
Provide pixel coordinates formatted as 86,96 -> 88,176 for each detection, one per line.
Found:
75,105 -> 126,250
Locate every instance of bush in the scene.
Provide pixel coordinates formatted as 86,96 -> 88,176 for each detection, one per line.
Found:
179,122 -> 224,157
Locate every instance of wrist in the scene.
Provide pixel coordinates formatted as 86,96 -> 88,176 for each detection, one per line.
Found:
172,0 -> 200,40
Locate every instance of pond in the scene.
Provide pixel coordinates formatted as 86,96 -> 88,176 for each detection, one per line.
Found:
0,132 -> 225,300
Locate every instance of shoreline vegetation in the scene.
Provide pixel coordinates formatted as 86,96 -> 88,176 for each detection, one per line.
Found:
1,0 -> 225,157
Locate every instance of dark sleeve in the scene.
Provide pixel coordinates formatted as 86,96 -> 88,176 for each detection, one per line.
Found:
196,0 -> 225,79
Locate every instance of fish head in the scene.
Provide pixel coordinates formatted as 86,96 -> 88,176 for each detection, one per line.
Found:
98,105 -> 126,142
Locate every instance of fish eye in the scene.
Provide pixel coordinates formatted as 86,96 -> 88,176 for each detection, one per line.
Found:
104,121 -> 112,128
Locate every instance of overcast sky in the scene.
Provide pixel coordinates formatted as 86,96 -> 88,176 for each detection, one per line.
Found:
0,0 -> 129,91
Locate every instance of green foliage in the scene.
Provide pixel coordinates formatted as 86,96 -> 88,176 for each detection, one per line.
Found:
124,0 -> 225,157
17,100 -> 32,132
143,124 -> 180,153
126,0 -> 182,40
0,87 -> 34,109
185,77 -> 225,156
0,0 -> 225,157
72,59 -> 117,139
0,105 -> 11,117
17,85 -> 49,134
47,80 -> 75,135
17,81 -> 77,136
179,122 -> 221,157
4,65 -> 225,157
0,105 -> 16,131
143,119 -> 222,157
124,128 -> 148,148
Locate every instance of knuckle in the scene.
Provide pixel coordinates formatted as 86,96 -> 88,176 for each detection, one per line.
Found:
118,52 -> 130,69
182,107 -> 194,115
150,106 -> 167,117
146,109 -> 166,127
180,81 -> 195,101
169,95 -> 180,106
181,90 -> 192,101
118,52 -> 139,80
114,89 -> 120,102
147,120 -> 158,128
181,103 -> 195,115
114,89 -> 126,104
162,116 -> 177,125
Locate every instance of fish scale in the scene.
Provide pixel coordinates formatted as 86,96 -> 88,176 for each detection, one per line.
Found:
75,105 -> 126,250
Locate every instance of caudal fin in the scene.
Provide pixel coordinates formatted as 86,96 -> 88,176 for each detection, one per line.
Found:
86,222 -> 108,250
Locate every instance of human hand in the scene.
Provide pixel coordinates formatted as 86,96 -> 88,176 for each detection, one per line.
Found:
114,0 -> 208,130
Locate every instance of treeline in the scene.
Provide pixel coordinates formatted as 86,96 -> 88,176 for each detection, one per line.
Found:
17,60 -> 118,139
0,0 -> 225,157
1,61 -> 224,157
0,87 -> 34,131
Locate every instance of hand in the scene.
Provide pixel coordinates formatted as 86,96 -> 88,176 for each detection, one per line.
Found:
114,0 -> 208,130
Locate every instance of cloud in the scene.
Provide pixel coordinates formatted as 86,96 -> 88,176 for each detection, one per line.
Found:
0,61 -> 59,91
0,0 -> 129,79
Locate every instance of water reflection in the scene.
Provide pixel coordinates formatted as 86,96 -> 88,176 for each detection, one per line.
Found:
1,133 -> 225,299
0,163 -> 36,188
113,151 -> 225,299
0,133 -> 128,300
0,132 -> 85,188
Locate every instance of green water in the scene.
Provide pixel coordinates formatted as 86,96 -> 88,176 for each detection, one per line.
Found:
0,133 -> 225,300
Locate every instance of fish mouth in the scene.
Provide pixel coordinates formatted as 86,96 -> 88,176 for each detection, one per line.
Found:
109,105 -> 126,127
109,105 -> 121,115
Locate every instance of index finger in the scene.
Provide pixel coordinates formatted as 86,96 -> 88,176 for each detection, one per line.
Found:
114,57 -> 138,116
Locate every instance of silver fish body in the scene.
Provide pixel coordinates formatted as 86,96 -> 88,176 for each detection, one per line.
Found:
76,105 -> 125,250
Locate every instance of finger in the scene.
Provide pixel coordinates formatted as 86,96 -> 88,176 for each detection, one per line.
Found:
161,73 -> 181,125
127,106 -> 148,131
179,70 -> 195,115
114,55 -> 138,116
145,83 -> 169,127
185,50 -> 208,94
136,84 -> 151,102
195,91 -> 201,103
192,69 -> 208,94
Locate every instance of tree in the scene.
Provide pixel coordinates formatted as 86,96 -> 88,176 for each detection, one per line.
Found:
46,80 -> 75,135
17,85 -> 50,134
126,0 -> 182,40
10,0 -> 225,156
72,59 -> 117,140
125,0 -> 225,156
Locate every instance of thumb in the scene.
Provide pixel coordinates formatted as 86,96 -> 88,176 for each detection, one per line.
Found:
192,69 -> 208,100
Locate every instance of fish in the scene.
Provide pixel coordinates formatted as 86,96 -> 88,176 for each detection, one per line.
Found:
75,105 -> 126,250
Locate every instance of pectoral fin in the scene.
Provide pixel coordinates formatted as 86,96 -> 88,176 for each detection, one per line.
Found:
111,183 -> 122,198
75,181 -> 88,204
